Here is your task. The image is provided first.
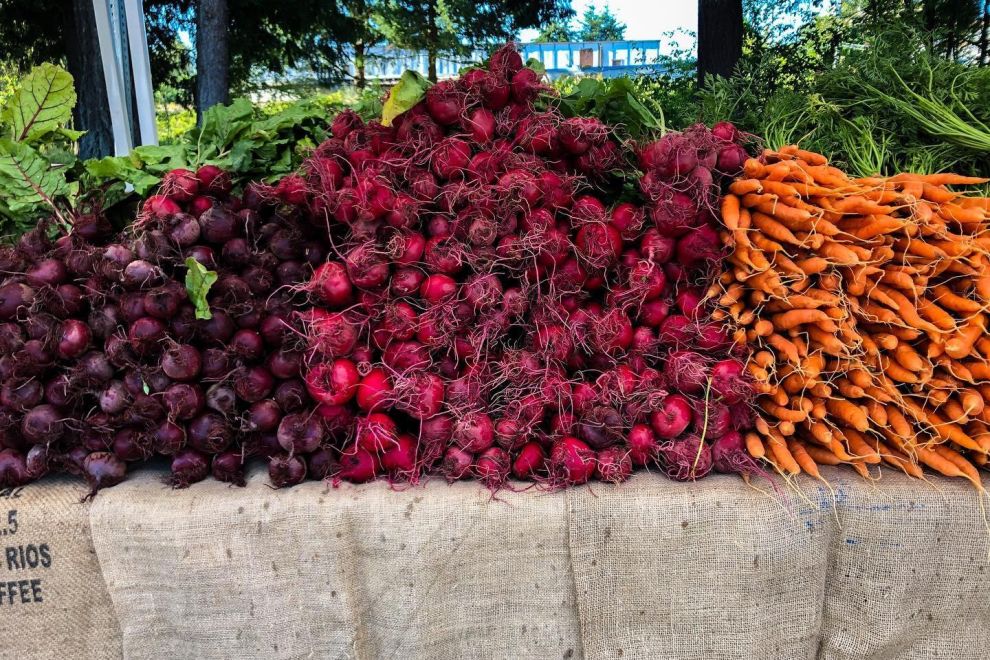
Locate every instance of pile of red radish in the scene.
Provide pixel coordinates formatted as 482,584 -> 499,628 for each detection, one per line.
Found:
0,44 -> 758,495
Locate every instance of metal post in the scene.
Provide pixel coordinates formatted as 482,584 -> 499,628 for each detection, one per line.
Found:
124,0 -> 158,145
92,0 -> 133,155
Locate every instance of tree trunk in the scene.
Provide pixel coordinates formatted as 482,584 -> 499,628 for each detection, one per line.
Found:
427,0 -> 438,82
697,0 -> 743,87
64,0 -> 113,159
947,10 -> 958,60
354,0 -> 368,88
980,0 -> 989,65
196,0 -> 230,122
355,41 -> 366,88
427,49 -> 437,83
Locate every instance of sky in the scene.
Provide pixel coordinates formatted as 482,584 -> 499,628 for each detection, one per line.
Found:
519,0 -> 698,42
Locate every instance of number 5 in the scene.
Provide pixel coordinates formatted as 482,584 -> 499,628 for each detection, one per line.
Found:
7,510 -> 16,534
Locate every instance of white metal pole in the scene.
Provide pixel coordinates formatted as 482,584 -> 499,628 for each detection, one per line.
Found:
92,0 -> 133,155
124,0 -> 158,145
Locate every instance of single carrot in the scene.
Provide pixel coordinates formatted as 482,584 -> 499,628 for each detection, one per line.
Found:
743,159 -> 768,179
803,420 -> 834,446
753,319 -> 775,337
833,196 -> 897,216
764,294 -> 832,311
796,256 -> 830,275
874,438 -> 924,478
745,432 -> 766,459
917,299 -> 957,332
864,285 -> 902,311
893,343 -> 926,372
889,172 -> 989,186
767,430 -> 801,475
945,315 -> 986,360
932,445 -> 982,486
744,196 -> 816,227
830,437 -> 857,462
942,398 -> 970,424
826,399 -> 870,432
847,216 -> 906,240
834,378 -> 866,399
939,203 -> 985,226
801,441 -> 842,465
759,180 -> 803,199
771,309 -> 834,331
720,194 -> 742,231
787,438 -> 822,478
932,285 -> 982,314
804,325 -> 847,357
879,325 -> 922,342
847,368 -> 873,390
921,183 -> 957,204
841,428 -> 883,464
817,241 -> 860,265
883,288 -> 943,335
878,269 -> 917,294
751,212 -> 803,245
907,443 -> 964,479
903,401 -> 985,453
728,180 -> 763,197
762,400 -> 808,423
882,356 -> 920,384
849,461 -> 872,479
960,389 -> 986,417
767,333 -> 801,366
788,146 -> 828,166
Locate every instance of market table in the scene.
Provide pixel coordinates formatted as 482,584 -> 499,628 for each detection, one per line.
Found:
3,467 -> 988,660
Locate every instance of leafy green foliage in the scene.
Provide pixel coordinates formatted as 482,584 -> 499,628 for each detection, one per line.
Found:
0,64 -> 78,234
85,95 -> 336,197
376,0 -> 570,80
555,76 -> 663,139
184,257 -> 218,320
157,105 -> 198,143
525,58 -> 547,76
0,138 -> 73,224
534,20 -> 573,43
381,70 -> 432,126
575,5 -> 626,41
1,63 -> 76,143
697,25 -> 990,177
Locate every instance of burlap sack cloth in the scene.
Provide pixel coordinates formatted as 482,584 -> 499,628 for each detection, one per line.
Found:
74,467 -> 988,660
0,476 -> 121,659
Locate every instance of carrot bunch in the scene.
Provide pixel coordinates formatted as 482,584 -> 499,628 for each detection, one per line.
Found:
714,145 -> 990,486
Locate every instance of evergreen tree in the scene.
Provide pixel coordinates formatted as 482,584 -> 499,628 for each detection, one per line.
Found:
576,5 -> 626,41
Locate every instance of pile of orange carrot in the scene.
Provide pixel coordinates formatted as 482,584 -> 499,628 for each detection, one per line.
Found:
714,145 -> 990,486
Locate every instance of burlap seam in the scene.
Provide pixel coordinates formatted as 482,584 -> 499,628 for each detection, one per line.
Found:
379,493 -> 486,660
563,490 -> 588,660
812,500 -> 837,660
339,497 -> 369,660
82,498 -> 126,659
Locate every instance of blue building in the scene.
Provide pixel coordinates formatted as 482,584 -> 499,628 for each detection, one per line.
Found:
347,40 -> 670,82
